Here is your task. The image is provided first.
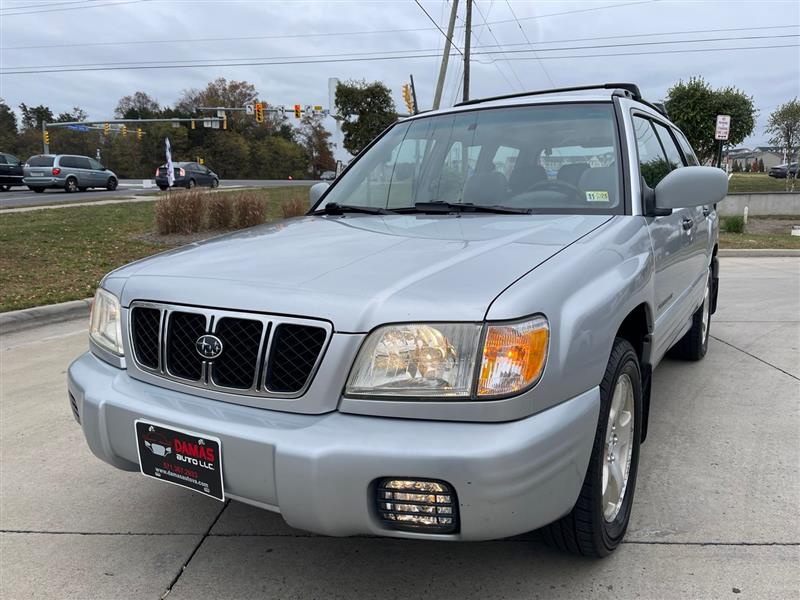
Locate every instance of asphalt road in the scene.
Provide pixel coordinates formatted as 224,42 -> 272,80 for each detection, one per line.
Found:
0,179 -> 317,209
1,257 -> 798,599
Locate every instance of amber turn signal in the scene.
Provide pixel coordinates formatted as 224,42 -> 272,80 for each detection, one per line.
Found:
477,316 -> 549,396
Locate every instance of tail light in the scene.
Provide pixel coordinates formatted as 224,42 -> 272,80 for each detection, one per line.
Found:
155,167 -> 160,177
177,168 -> 185,177
52,168 -> 61,176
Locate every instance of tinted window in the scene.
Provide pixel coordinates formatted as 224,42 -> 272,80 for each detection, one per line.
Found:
59,156 -> 79,168
672,128 -> 699,166
653,122 -> 685,170
0,155 -> 6,164
633,116 -> 670,188
27,156 -> 54,167
8,155 -> 20,165
89,159 -> 104,170
75,157 -> 92,169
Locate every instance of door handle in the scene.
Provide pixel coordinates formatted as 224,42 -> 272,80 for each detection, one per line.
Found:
702,207 -> 711,217
682,217 -> 694,231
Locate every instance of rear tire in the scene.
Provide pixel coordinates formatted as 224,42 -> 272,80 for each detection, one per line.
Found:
670,269 -> 712,361
0,185 -> 9,192
540,337 -> 642,557
30,187 -> 45,193
158,185 -> 169,191
211,178 -> 219,189
106,177 -> 118,191
64,177 -> 78,193
187,179 -> 196,189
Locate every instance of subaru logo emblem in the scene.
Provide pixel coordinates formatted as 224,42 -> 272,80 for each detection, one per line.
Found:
195,334 -> 223,359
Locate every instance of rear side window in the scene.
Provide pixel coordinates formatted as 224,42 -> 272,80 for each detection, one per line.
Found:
672,129 -> 699,166
59,156 -> 79,168
0,155 -> 6,164
633,116 -> 670,188
27,156 -> 54,167
653,122 -> 685,169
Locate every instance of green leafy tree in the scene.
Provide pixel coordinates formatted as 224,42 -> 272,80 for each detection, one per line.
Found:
0,100 -> 18,150
765,99 -> 800,190
665,77 -> 756,164
176,78 -> 257,133
335,80 -> 397,155
19,103 -> 53,130
757,157 -> 765,172
300,114 -> 336,177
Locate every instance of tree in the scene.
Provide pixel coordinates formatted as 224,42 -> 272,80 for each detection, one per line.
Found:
55,106 -> 88,122
18,103 -> 53,130
0,100 -> 18,150
765,99 -> 800,190
176,78 -> 257,132
299,114 -> 335,177
335,80 -> 397,155
115,91 -> 161,119
758,157 -> 765,173
665,77 -> 756,164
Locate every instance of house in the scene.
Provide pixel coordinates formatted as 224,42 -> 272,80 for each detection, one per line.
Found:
725,146 -> 786,171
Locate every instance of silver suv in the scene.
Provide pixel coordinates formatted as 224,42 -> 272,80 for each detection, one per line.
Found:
68,83 -> 728,557
23,154 -> 118,193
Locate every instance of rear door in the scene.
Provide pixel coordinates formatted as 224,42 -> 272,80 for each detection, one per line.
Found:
632,115 -> 695,354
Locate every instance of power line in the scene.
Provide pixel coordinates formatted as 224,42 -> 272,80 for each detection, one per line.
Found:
413,0 -> 464,56
465,0 -> 521,93
2,43 -> 795,76
3,21 -> 795,52
504,0 -> 555,87
471,0 -> 527,91
0,0 -> 145,16
6,33 -> 796,72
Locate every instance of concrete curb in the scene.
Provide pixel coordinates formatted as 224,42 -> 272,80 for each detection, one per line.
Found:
0,298 -> 91,336
718,249 -> 800,257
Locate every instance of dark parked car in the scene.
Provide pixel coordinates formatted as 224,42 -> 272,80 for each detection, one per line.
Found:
0,153 -> 25,191
768,162 -> 798,178
155,162 -> 219,190
320,170 -> 336,181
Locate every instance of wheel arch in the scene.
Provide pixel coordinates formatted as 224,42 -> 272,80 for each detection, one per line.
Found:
614,302 -> 654,443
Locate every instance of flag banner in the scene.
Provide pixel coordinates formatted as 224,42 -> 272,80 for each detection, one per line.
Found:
165,137 -> 174,188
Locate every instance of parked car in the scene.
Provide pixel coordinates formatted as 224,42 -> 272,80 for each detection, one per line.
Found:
767,162 -> 798,178
155,162 -> 219,190
69,83 -> 727,558
0,152 -> 25,191
22,154 -> 118,193
320,170 -> 336,181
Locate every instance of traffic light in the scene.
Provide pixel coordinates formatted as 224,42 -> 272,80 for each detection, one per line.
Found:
43,130 -> 49,145
191,119 -> 196,130
136,127 -> 143,141
103,123 -> 110,136
222,115 -> 227,130
254,102 -> 264,123
121,125 -> 128,136
402,83 -> 415,114
294,104 -> 302,118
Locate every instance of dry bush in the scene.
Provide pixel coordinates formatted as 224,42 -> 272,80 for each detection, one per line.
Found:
154,190 -> 204,234
233,193 -> 267,229
207,196 -> 234,230
280,195 -> 306,218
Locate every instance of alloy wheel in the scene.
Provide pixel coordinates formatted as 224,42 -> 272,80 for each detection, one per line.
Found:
603,372 -> 635,522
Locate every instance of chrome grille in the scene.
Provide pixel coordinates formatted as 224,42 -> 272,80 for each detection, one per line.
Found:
127,301 -> 331,398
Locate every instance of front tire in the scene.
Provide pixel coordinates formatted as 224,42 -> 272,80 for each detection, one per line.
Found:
186,179 -> 196,189
0,185 -> 9,192
211,178 -> 219,189
106,177 -> 118,191
158,185 -> 169,191
670,269 -> 712,361
541,337 -> 642,557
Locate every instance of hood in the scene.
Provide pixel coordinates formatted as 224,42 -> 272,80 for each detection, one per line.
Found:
115,214 -> 611,332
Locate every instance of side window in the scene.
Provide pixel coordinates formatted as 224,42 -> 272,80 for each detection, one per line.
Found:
653,122 -> 684,169
0,155 -> 7,165
89,159 -> 103,170
672,129 -> 699,166
59,156 -> 76,169
75,157 -> 92,169
633,116 -> 671,188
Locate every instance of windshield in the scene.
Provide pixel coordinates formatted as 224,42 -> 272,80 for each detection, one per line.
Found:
321,103 -> 622,214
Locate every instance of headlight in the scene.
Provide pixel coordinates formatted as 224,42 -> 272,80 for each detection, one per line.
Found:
89,287 -> 123,356
345,316 -> 548,399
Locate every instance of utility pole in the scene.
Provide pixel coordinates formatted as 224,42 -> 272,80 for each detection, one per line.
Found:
432,0 -> 459,110
462,0 -> 472,103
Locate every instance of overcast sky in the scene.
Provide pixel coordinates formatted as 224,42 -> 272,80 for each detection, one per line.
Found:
1,0 -> 798,153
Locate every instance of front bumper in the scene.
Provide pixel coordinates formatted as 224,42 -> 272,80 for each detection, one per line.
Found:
68,351 -> 599,541
0,175 -> 23,185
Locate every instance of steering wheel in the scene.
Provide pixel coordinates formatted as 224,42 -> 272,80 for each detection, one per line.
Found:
526,179 -> 583,201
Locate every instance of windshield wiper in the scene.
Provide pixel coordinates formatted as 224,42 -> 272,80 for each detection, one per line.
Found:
412,201 -> 532,215
313,202 -> 396,216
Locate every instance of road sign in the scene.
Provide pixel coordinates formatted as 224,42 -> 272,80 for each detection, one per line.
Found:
715,115 -> 731,141
67,124 -> 90,132
203,119 -> 212,128
217,110 -> 226,118
245,103 -> 255,115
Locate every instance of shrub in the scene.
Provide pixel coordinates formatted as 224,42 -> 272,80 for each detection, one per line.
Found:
233,193 -> 266,229
154,190 -> 204,234
207,196 -> 234,230
280,196 -> 306,218
723,215 -> 745,233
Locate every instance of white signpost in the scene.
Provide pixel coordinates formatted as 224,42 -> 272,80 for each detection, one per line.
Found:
715,115 -> 731,141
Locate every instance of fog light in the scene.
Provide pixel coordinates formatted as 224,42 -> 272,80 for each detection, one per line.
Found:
376,478 -> 458,533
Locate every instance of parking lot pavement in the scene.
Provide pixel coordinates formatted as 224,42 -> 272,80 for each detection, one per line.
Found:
1,258 -> 798,599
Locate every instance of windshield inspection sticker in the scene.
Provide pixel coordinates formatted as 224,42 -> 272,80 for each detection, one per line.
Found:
585,191 -> 610,202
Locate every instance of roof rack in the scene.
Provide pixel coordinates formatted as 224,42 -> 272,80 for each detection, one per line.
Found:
453,82 -> 668,117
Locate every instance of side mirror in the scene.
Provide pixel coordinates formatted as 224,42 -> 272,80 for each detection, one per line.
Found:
654,166 -> 728,211
309,182 -> 329,208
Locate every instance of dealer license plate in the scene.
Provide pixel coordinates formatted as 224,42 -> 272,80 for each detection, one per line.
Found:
134,420 -> 224,501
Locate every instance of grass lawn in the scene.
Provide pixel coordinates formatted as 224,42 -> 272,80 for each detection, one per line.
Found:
728,173 -> 797,193
719,232 -> 800,249
0,187 -> 310,312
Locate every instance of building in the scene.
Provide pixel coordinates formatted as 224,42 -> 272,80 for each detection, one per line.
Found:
725,146 -> 786,171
